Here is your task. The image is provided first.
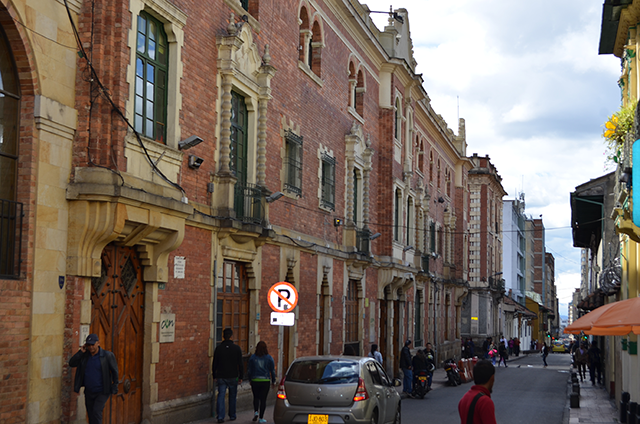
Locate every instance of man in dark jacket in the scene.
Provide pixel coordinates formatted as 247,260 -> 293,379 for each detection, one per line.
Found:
458,360 -> 497,424
212,328 -> 244,423
69,334 -> 119,424
399,340 -> 413,395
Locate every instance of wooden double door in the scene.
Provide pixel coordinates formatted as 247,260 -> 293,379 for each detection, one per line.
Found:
91,244 -> 144,424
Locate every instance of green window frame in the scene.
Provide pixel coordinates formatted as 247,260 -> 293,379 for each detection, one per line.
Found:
230,91 -> 248,185
240,0 -> 249,9
284,130 -> 303,195
321,153 -> 335,210
135,12 -> 168,143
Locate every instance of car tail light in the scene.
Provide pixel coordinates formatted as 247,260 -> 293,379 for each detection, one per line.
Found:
353,377 -> 369,402
277,377 -> 287,400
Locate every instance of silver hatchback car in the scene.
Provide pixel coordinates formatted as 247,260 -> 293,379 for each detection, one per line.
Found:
274,356 -> 402,424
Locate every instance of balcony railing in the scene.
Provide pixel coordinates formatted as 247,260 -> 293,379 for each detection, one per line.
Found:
0,199 -> 23,279
234,183 -> 264,225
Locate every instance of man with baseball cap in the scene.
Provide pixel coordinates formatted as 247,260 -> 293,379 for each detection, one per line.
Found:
69,334 -> 119,424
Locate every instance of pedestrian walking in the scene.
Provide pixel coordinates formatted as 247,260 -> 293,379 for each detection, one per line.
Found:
497,343 -> 508,367
488,343 -> 498,366
467,338 -> 476,358
587,341 -> 603,386
458,360 -> 497,424
574,342 -> 588,382
541,343 -> 549,367
514,337 -> 520,356
482,337 -> 491,359
247,341 -> 276,423
368,343 -> 383,365
69,334 -> 119,424
400,340 -> 413,395
507,338 -> 514,356
212,328 -> 244,423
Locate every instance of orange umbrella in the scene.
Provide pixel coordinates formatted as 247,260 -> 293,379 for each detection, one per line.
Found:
591,296 -> 640,327
585,325 -> 640,336
563,302 -> 619,334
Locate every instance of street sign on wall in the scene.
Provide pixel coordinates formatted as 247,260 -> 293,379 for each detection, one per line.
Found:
267,282 -> 298,312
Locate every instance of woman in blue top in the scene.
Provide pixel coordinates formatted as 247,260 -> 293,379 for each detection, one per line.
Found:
247,341 -> 276,423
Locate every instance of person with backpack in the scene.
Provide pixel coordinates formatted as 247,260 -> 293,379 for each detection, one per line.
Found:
458,360 -> 497,424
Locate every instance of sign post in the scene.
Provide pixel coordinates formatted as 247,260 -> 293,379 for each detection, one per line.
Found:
268,282 -> 298,326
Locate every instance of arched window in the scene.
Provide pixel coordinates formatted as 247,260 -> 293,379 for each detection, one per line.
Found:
299,7 -> 310,63
310,20 -> 322,76
0,25 -> 21,277
417,137 -> 424,173
135,12 -> 169,143
355,70 -> 364,116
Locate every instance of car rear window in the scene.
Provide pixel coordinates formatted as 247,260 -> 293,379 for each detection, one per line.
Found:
287,360 -> 359,384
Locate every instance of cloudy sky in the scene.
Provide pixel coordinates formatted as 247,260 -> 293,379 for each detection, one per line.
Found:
364,0 -> 622,317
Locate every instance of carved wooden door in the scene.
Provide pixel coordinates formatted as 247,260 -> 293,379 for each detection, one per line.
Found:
91,244 -> 144,424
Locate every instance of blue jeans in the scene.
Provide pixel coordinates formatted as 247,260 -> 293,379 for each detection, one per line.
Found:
216,378 -> 238,420
427,372 -> 433,389
402,368 -> 412,393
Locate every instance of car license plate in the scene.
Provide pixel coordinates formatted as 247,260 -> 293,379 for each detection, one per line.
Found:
308,414 -> 329,424
418,376 -> 427,381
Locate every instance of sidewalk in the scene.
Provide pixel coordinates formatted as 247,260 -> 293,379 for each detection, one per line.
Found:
567,380 -> 619,424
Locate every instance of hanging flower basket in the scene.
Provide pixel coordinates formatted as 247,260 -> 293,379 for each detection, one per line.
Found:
603,99 -> 638,164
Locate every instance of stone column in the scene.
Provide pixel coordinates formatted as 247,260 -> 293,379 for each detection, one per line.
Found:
257,45 -> 276,188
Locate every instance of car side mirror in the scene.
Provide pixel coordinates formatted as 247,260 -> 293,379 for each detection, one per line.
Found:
393,379 -> 402,387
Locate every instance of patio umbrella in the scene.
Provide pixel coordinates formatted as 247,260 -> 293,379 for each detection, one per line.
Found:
585,296 -> 640,335
563,302 -> 619,334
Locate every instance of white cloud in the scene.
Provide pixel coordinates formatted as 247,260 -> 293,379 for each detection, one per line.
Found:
364,0 -> 618,298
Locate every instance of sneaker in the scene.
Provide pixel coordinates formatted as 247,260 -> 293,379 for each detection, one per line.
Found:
253,412 -> 259,422
259,419 -> 267,423
217,420 -> 224,424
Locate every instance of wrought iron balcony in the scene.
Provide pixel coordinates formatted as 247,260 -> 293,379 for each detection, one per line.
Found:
234,183 -> 264,225
0,198 -> 23,279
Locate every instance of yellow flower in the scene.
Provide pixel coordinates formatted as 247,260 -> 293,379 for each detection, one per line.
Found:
604,115 -> 618,138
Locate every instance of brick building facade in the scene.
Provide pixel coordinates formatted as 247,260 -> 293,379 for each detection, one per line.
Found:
0,1 -> 477,423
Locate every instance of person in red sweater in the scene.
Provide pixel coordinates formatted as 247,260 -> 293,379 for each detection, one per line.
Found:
458,360 -> 497,424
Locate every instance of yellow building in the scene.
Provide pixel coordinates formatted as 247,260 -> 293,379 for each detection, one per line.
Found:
597,0 -> 640,404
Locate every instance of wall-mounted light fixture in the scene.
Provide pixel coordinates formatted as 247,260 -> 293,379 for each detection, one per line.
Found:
188,155 -> 204,169
334,218 -> 342,227
369,232 -> 381,240
266,191 -> 284,203
179,135 -> 204,150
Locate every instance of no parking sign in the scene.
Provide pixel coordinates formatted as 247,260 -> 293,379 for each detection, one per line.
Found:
268,282 -> 298,312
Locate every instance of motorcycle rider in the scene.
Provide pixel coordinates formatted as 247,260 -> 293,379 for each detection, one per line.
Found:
424,343 -> 436,391
411,349 -> 429,397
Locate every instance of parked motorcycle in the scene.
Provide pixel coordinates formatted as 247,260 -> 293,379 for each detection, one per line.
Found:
443,358 -> 462,386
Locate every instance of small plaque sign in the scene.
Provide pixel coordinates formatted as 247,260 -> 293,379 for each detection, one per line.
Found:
160,313 -> 176,343
174,257 -> 185,279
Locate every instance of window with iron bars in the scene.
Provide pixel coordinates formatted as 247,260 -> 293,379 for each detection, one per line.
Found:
320,153 -> 335,210
284,130 -> 303,196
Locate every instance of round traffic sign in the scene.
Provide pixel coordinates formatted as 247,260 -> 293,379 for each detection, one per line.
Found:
268,282 -> 298,312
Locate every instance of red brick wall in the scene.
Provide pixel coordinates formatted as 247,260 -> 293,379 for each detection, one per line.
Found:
258,243 -> 281,360
0,3 -> 39,423
155,226 -> 211,401
295,252 -> 317,357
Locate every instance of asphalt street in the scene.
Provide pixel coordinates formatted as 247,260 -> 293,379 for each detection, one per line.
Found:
400,353 -> 571,424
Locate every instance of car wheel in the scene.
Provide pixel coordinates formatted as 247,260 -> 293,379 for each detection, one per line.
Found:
393,404 -> 401,424
370,409 -> 379,424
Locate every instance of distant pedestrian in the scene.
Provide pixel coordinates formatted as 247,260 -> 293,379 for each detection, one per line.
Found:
368,344 -> 383,365
482,337 -> 492,359
69,334 -> 119,424
458,360 -> 497,424
541,343 -> 549,367
574,342 -> 588,382
514,338 -> 520,356
587,341 -> 602,386
400,340 -> 413,395
508,338 -> 514,356
497,343 -> 508,368
488,343 -> 498,366
247,341 -> 276,423
467,338 -> 476,358
212,328 -> 244,423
